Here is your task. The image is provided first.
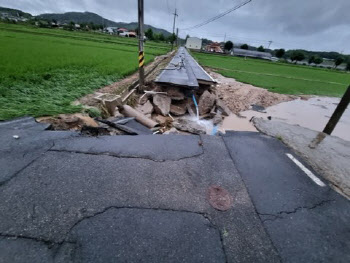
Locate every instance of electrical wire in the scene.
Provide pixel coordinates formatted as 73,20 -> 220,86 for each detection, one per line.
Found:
181,0 -> 252,31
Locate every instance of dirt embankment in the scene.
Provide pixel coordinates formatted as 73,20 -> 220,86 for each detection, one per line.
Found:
209,71 -> 294,114
77,53 -> 174,107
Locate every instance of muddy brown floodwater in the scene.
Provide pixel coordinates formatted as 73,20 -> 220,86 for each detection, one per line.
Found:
222,97 -> 350,142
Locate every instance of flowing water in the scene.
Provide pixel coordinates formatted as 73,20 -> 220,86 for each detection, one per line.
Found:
221,97 -> 350,141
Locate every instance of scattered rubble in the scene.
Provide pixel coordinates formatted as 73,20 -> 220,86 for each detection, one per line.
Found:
153,94 -> 171,116
198,90 -> 216,115
37,50 -> 299,137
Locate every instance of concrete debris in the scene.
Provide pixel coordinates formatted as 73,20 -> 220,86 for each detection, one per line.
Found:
216,99 -> 232,116
212,111 -> 223,126
173,118 -> 207,135
170,101 -> 187,116
153,94 -> 171,116
136,100 -> 154,115
198,90 -> 216,115
165,87 -> 185,101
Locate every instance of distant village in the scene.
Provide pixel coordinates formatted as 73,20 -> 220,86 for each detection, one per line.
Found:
1,8 -> 348,70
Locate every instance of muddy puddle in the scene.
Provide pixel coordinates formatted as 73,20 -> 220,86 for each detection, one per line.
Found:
221,97 -> 350,141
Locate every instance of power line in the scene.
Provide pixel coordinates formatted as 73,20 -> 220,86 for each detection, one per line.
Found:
181,0 -> 252,31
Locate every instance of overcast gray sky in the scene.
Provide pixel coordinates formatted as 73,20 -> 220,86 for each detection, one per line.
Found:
1,0 -> 349,53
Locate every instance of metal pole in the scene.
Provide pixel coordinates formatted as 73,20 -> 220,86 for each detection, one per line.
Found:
138,0 -> 145,90
171,8 -> 178,51
176,28 -> 179,47
323,85 -> 350,135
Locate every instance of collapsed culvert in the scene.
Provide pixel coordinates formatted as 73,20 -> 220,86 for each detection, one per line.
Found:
37,48 -> 234,136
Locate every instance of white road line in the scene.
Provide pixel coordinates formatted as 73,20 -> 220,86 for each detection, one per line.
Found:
286,153 -> 326,187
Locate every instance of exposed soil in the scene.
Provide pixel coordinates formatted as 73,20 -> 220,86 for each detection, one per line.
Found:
77,52 -> 174,108
208,71 -> 294,114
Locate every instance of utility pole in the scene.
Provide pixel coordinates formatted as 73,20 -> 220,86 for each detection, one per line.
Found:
171,8 -> 178,51
224,33 -> 226,43
176,28 -> 179,47
268,40 -> 273,49
138,0 -> 145,90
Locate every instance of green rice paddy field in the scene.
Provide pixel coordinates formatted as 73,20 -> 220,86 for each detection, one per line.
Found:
0,23 -> 170,120
193,52 -> 350,98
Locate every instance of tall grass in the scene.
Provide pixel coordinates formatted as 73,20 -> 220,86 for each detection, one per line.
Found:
0,24 -> 170,120
193,52 -> 350,97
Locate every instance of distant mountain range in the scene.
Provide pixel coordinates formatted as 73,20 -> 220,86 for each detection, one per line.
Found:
0,7 -> 172,36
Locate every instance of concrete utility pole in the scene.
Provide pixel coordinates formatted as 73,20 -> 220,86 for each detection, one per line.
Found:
310,85 -> 350,148
176,28 -> 179,47
138,0 -> 145,90
171,8 -> 178,51
224,33 -> 226,43
323,85 -> 350,135
268,40 -> 273,49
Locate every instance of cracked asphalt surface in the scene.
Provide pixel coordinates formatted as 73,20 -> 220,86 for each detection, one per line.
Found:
0,118 -> 349,262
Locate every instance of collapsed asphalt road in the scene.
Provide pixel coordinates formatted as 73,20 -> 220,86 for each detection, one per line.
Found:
0,117 -> 349,263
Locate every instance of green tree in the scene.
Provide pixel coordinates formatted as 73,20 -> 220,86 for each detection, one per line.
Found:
275,48 -> 285,58
159,33 -> 165,41
334,57 -> 344,68
224,41 -> 234,51
290,51 -> 305,63
145,28 -> 154,40
257,45 -> 265,52
167,33 -> 177,44
314,57 -> 323,65
240,44 -> 248,50
346,61 -> 350,71
308,56 -> 316,64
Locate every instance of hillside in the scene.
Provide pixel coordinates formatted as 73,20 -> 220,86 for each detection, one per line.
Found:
0,6 -> 32,18
37,11 -> 172,36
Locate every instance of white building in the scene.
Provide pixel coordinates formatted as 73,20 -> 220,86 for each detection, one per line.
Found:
186,37 -> 202,50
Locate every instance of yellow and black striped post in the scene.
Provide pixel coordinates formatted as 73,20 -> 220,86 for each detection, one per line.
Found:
138,0 -> 145,90
139,51 -> 145,68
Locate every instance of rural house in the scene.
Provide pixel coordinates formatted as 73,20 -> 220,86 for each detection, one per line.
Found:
185,37 -> 202,50
205,42 -> 224,53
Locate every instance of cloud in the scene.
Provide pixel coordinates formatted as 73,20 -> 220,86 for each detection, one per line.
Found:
0,0 -> 349,53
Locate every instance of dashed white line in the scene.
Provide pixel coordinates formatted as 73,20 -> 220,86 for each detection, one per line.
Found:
286,153 -> 326,187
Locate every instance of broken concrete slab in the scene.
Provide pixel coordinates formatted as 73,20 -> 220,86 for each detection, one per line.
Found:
165,86 -> 185,101
216,98 -> 232,116
170,102 -> 187,116
136,100 -> 154,115
198,90 -> 216,115
153,94 -> 171,116
173,118 -> 207,134
253,118 -> 350,197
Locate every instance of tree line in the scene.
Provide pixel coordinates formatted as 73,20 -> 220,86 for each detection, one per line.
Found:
222,41 -> 350,70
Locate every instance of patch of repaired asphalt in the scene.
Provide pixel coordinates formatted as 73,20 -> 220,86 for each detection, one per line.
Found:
0,134 -> 279,262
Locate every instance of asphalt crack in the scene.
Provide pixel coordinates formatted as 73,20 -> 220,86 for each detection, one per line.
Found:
48,147 -> 205,162
259,199 -> 335,222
